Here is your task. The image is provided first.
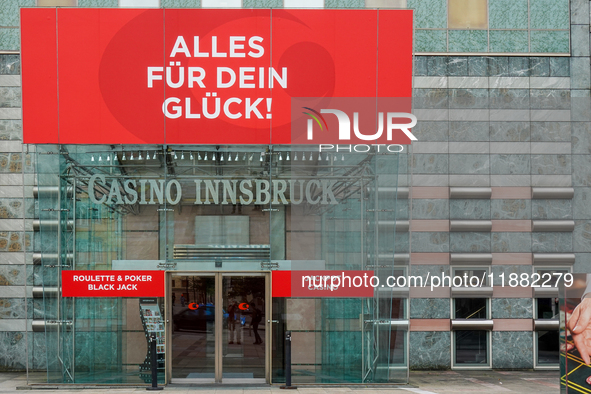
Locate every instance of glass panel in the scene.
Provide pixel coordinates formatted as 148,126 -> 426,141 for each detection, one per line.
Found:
455,331 -> 488,364
171,274 -> 215,381
282,144 -> 405,384
167,145 -> 271,273
537,331 -> 559,365
453,268 -> 490,287
454,298 -> 487,319
448,0 -> 488,29
537,298 -> 559,320
222,275 -> 266,382
271,296 -> 286,383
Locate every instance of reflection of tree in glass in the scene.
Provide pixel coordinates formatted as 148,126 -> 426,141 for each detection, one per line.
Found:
227,277 -> 265,304
188,276 -> 215,304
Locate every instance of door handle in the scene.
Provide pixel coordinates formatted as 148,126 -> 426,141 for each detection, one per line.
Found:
268,320 -> 279,324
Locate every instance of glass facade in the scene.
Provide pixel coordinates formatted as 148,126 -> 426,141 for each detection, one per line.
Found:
33,143 -> 409,384
411,0 -> 571,53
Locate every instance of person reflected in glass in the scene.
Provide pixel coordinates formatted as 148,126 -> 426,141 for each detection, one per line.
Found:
228,301 -> 242,345
251,300 -> 263,345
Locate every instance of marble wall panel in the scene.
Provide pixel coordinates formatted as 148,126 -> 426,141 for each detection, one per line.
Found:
448,31 -> 487,53
550,58 -> 570,77
413,89 -> 449,109
572,122 -> 591,154
412,154 -> 449,174
492,264 -> 533,286
78,0 -> 119,6
411,233 -> 449,253
490,154 -> 530,175
427,57 -> 448,76
488,57 -> 510,77
0,231 -> 30,253
530,31 -> 570,53
449,232 -> 491,253
530,57 -> 550,77
574,253 -> 591,273
530,0 -> 570,29
531,199 -> 573,219
0,29 -> 19,51
573,155 -> 591,186
489,121 -> 531,142
408,0 -> 447,28
491,232 -> 532,253
530,89 -> 571,110
449,89 -> 489,109
571,57 -> 590,89
415,30 -> 447,53
468,57 -> 488,76
411,121 -> 449,142
449,121 -> 489,141
573,220 -> 591,252
243,0 -> 283,6
449,154 -> 489,175
0,88 -> 20,108
0,264 -> 25,286
491,298 -> 533,318
574,188 -> 591,219
0,298 -> 27,319
0,120 -> 21,141
531,232 -> 573,252
449,199 -> 490,220
491,199 -> 531,219
492,331 -> 533,368
531,154 -> 571,175
409,331 -> 451,369
531,121 -> 571,142
448,57 -> 468,76
0,332 -> 26,370
489,89 -> 530,109
489,31 -> 529,53
410,298 -> 450,319
412,199 -> 450,219
489,0 -> 528,29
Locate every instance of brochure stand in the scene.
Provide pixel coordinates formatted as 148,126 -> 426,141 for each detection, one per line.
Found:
139,298 -> 165,384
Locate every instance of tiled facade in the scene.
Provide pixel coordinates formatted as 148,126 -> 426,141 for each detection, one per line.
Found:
0,0 -> 589,374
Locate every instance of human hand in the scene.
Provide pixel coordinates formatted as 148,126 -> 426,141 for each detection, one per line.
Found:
568,298 -> 591,364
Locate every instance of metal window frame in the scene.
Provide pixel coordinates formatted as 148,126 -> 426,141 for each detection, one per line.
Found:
532,265 -> 571,370
451,294 -> 492,369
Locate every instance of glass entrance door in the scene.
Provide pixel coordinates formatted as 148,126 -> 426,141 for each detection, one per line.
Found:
169,273 -> 268,384
221,275 -> 267,383
170,274 -> 216,382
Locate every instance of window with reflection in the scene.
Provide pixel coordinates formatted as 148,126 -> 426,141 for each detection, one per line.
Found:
453,298 -> 489,366
534,266 -> 569,367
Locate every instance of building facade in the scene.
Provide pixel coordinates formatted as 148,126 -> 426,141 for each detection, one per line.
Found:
0,0 -> 589,386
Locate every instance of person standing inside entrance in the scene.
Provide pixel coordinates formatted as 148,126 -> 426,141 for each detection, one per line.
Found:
251,301 -> 263,345
228,301 -> 242,345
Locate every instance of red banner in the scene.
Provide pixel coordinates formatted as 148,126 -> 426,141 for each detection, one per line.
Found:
21,8 -> 413,145
62,270 -> 165,297
272,270 -> 375,298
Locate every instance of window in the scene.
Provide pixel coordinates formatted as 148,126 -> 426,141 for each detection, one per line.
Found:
119,0 -> 160,7
284,0 -> 323,8
453,267 -> 491,287
453,298 -> 490,367
202,0 -> 242,7
448,0 -> 488,29
534,266 -> 569,368
37,0 -> 77,5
